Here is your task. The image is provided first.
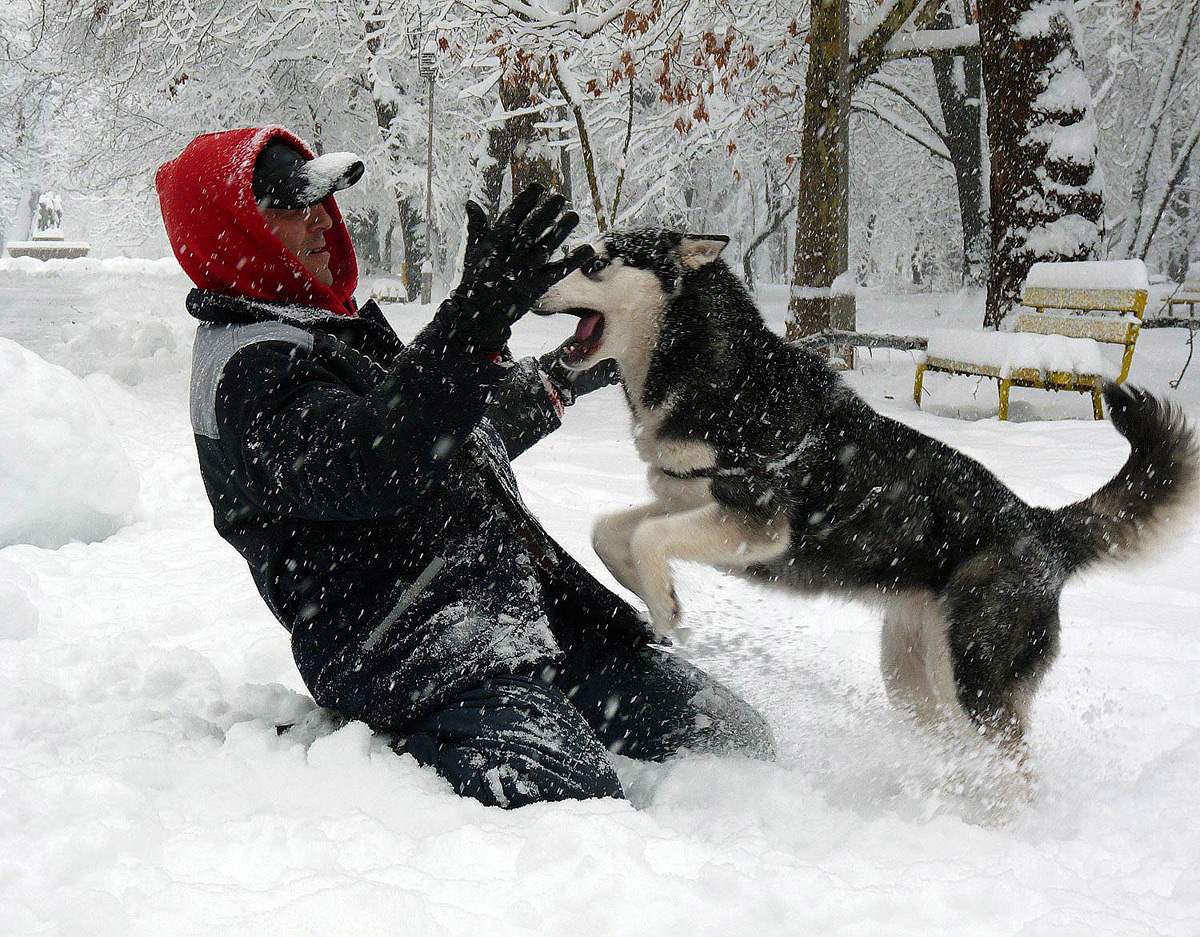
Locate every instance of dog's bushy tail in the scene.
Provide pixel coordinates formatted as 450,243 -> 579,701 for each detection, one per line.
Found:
1053,383 -> 1199,573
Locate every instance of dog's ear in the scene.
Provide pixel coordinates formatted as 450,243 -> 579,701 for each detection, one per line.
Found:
677,235 -> 730,269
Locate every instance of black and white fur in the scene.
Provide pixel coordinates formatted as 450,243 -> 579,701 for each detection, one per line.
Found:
537,227 -> 1200,749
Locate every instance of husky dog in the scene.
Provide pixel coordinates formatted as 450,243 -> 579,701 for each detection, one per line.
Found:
537,227 -> 1199,748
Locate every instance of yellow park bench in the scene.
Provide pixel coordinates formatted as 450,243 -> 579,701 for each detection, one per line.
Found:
1166,280 -> 1200,318
368,276 -> 409,305
913,260 -> 1148,420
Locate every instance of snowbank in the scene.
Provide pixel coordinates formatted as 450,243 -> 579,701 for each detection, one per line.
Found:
0,255 -> 194,384
57,305 -> 184,385
0,256 -> 184,278
0,338 -> 140,548
0,558 -> 39,639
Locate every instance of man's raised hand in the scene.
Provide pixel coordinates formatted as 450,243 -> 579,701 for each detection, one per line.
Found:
435,185 -> 594,356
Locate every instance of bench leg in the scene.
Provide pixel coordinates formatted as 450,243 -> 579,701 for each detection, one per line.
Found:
1091,386 -> 1104,420
998,379 -> 1011,421
914,364 -> 927,407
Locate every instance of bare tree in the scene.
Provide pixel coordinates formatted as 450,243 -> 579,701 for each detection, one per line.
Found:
1112,0 -> 1200,260
788,0 -> 983,336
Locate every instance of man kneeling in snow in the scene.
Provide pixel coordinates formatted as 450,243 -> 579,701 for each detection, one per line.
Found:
155,127 -> 774,808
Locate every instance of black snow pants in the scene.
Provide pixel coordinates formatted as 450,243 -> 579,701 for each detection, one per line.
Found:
396,630 -> 776,809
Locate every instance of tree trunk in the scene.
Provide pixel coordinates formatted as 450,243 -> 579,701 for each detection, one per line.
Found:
788,0 -> 853,344
558,104 -> 574,209
358,9 -> 427,298
743,171 -> 792,292
930,1 -> 988,287
978,0 -> 1104,328
479,120 -> 517,217
857,212 -> 877,285
1165,129 -> 1192,283
395,197 -> 426,298
743,202 -> 794,293
477,75 -> 563,218
501,76 -> 561,197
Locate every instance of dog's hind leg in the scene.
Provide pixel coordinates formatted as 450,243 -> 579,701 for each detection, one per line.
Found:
629,503 -> 790,636
879,592 -> 961,726
941,553 -> 1062,753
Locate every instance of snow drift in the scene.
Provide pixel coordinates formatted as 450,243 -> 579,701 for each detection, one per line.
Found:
0,337 -> 140,548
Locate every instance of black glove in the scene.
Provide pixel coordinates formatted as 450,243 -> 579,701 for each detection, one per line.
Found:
538,344 -> 622,406
427,185 -> 595,357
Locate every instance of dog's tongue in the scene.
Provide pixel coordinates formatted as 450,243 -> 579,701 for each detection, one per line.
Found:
573,312 -> 602,343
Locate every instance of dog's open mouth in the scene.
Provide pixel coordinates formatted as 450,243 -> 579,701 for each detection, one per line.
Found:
558,309 -> 606,366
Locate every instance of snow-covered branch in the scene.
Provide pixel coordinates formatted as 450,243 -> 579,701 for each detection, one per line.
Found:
866,74 -> 947,143
457,0 -> 632,39
1132,103 -> 1200,259
883,24 -> 980,61
848,0 -> 933,89
548,54 -> 608,229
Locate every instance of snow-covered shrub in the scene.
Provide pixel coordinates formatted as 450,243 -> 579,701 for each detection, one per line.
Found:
0,338 -> 140,548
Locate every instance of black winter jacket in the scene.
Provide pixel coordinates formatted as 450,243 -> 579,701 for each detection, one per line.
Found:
187,290 -> 646,728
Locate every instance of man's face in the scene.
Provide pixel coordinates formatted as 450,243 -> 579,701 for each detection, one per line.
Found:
261,202 -> 334,287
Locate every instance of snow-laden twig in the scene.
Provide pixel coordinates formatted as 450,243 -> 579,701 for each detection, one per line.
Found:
867,74 -> 948,142
457,0 -> 632,40
852,102 -> 951,162
1132,103 -> 1200,258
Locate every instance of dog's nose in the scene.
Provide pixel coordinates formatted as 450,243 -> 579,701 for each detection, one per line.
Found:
532,287 -> 562,314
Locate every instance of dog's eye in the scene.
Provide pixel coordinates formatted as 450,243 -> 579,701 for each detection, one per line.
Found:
582,255 -> 610,278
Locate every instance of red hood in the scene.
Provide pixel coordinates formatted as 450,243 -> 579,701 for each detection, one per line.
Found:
156,127 -> 358,316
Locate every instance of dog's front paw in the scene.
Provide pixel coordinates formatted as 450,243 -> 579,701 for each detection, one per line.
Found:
629,525 -> 681,635
645,585 -> 682,638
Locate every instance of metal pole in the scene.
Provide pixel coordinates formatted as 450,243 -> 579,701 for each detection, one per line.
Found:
421,74 -> 435,305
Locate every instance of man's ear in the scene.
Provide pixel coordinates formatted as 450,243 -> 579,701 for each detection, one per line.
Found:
677,234 -> 730,270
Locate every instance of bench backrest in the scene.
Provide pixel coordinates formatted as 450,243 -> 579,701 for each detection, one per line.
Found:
1014,310 -> 1140,343
1021,285 -> 1146,315
1017,284 -> 1147,383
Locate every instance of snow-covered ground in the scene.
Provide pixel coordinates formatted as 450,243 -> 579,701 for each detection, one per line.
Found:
1,258 -> 1198,936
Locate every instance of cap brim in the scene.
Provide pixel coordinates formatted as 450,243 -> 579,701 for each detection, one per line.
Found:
259,152 -> 365,210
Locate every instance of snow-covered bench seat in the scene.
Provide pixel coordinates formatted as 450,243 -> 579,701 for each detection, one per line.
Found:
1166,281 -> 1200,317
368,276 -> 409,304
913,260 -> 1148,420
